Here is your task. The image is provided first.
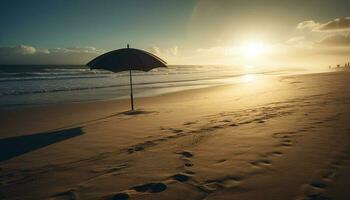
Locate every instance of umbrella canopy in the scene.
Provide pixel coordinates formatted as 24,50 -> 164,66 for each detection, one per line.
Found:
87,45 -> 167,72
86,44 -> 168,111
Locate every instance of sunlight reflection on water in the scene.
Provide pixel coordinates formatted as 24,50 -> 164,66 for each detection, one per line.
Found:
240,74 -> 256,83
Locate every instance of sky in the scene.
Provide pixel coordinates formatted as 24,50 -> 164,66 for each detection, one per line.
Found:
0,0 -> 350,67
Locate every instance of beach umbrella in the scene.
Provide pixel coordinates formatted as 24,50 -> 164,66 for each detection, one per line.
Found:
86,44 -> 167,111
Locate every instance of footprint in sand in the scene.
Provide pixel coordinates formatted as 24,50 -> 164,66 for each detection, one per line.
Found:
272,131 -> 299,138
172,129 -> 183,133
200,182 -> 221,193
221,179 -> 240,188
127,146 -> 144,153
184,121 -> 196,126
318,169 -> 336,180
50,190 -> 78,200
215,159 -> 227,164
179,151 -> 193,158
184,170 -> 195,175
281,139 -> 293,146
298,151 -> 350,200
108,173 -> 192,200
200,175 -> 243,193
330,159 -> 347,168
310,180 -> 328,189
250,159 -> 272,167
171,173 -> 191,182
107,193 -> 129,200
178,151 -> 194,167
313,121 -> 325,125
267,151 -> 284,157
128,137 -> 175,154
184,161 -> 193,167
317,153 -> 349,180
164,127 -> 184,134
90,164 -> 128,174
298,184 -> 331,200
132,182 -> 167,193
272,132 -> 299,148
229,123 -> 238,127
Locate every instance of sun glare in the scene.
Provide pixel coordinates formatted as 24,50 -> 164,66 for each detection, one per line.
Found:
243,42 -> 264,59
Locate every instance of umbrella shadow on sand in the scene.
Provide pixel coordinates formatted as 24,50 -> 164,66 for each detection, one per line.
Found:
0,127 -> 83,162
117,109 -> 157,116
0,110 -> 154,163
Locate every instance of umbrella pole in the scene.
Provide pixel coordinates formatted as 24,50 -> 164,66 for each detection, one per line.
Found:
129,70 -> 134,110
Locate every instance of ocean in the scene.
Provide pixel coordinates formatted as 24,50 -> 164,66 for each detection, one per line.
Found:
0,65 -> 304,108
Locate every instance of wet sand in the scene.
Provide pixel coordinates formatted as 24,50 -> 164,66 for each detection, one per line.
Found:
1,72 -> 350,200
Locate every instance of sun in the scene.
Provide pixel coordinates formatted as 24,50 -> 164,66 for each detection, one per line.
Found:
243,42 -> 265,59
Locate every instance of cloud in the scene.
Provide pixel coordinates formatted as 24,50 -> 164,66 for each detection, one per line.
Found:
0,45 -> 104,64
148,45 -> 179,58
50,47 -> 104,54
319,17 -> 350,31
297,21 -> 320,30
0,44 -> 178,65
0,45 -> 37,55
292,17 -> 350,65
17,45 -> 37,54
297,17 -> 350,32
149,45 -> 161,56
317,34 -> 350,47
196,46 -> 235,56
37,48 -> 50,54
286,36 -> 305,44
168,46 -> 178,56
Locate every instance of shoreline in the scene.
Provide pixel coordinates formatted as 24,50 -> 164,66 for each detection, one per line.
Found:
0,69 -> 331,110
0,65 -> 317,109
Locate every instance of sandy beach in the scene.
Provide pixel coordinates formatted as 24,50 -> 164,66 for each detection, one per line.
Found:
0,71 -> 349,200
